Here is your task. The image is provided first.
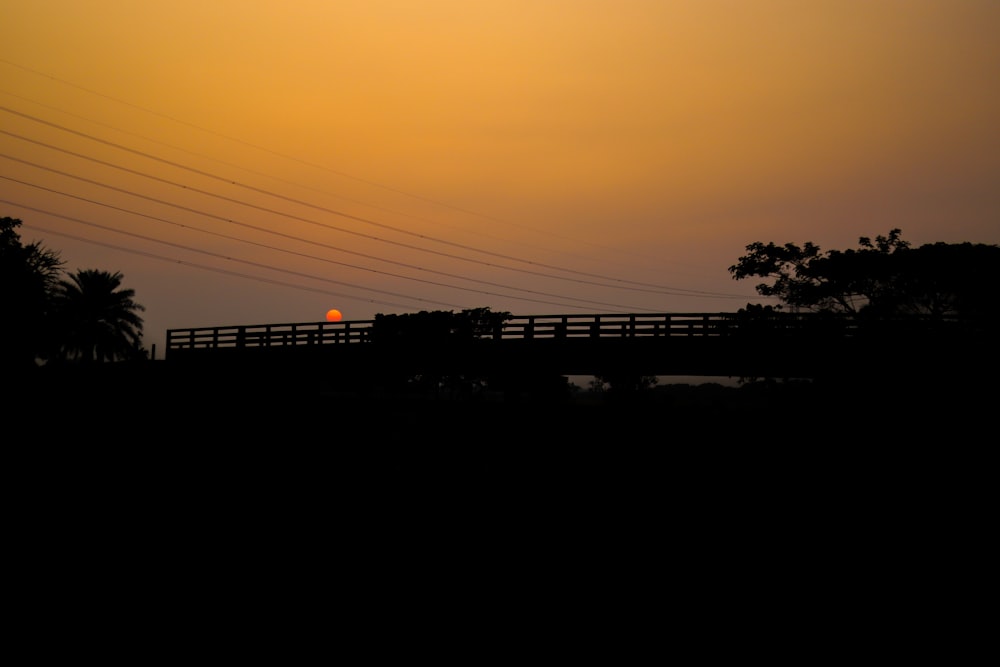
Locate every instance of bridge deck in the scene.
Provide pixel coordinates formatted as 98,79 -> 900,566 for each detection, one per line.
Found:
166,312 -> 871,350
165,312 -> 982,381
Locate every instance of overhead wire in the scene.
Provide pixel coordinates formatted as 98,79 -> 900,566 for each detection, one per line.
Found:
1,179 -> 649,312
0,59 -> 770,316
15,220 -> 419,312
0,57 -> 709,271
1,105 -> 750,299
0,86 -> 661,273
3,199 -> 466,310
1,130 -> 750,305
0,153 -> 724,304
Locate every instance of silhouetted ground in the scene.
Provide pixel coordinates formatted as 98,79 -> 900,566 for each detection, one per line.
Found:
8,360 -> 992,608
11,359 -> 992,444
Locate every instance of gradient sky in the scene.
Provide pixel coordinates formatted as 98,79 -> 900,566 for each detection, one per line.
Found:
2,0 -> 998,358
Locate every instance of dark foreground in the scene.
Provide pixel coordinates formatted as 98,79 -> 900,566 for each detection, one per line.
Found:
11,359 -> 993,442
12,359 -> 991,525
7,360 -> 992,636
10,316 -> 997,618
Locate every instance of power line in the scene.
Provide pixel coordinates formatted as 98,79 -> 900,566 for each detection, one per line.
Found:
0,159 -> 683,309
0,60 -> 771,319
2,179 -> 650,312
0,57 -> 683,268
20,221 -> 419,311
1,105 -> 751,298
0,86 -> 660,275
0,130 -> 751,301
3,199 -> 468,310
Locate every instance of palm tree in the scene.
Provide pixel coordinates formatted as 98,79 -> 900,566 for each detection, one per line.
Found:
1,216 -> 65,368
54,269 -> 146,363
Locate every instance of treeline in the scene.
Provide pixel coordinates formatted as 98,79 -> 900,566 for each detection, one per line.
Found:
2,216 -> 147,370
6,216 -> 998,401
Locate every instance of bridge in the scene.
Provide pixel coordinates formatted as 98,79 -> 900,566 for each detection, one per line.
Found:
164,311 -> 987,385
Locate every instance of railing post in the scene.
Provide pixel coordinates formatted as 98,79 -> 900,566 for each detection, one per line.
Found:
555,316 -> 567,339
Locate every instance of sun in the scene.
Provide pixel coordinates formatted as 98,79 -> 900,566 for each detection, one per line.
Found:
326,309 -> 343,322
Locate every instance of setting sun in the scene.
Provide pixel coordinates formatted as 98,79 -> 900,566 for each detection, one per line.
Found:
326,309 -> 342,322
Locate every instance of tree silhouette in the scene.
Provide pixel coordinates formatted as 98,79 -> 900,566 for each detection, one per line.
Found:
729,229 -> 1000,323
370,307 -> 529,398
0,216 -> 64,369
52,269 -> 146,363
728,229 -> 1000,394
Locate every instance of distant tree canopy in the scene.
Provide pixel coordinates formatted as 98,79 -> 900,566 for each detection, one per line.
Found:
369,307 -> 535,398
371,307 -> 512,344
1,216 -> 146,368
729,229 -> 1000,323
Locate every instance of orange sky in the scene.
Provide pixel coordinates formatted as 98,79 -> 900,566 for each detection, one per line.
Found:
2,0 -> 998,358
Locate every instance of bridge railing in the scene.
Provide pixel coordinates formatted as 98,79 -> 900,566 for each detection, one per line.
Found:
166,313 -> 742,352
166,311 -> 962,355
166,320 -> 374,351
498,313 -> 736,338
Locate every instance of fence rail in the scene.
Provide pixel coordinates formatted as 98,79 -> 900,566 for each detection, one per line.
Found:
162,311 -> 990,381
164,313 -> 740,352
165,311 -> 952,354
166,320 -> 372,351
